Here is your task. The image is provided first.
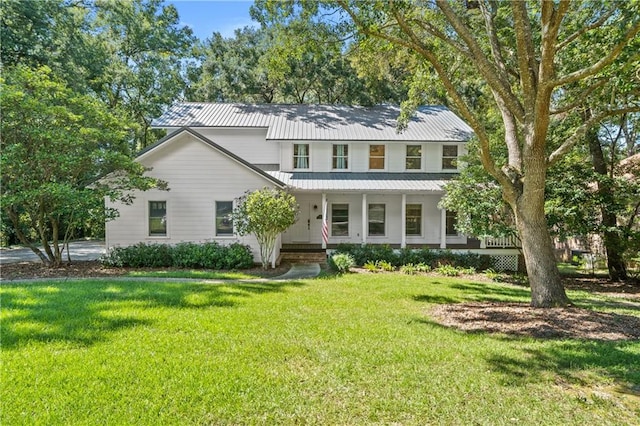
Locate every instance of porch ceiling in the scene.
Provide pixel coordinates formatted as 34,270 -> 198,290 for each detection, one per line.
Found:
266,171 -> 455,192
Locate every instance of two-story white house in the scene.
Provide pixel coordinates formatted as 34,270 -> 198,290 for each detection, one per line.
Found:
105,103 -> 520,269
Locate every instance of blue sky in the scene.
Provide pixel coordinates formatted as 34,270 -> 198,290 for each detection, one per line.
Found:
166,1 -> 257,40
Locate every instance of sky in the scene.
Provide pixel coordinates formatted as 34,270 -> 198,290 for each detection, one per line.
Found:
166,1 -> 257,40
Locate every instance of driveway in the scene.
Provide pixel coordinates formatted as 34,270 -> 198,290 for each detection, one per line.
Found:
0,240 -> 106,264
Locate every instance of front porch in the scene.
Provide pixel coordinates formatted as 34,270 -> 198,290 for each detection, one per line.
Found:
282,192 -> 467,250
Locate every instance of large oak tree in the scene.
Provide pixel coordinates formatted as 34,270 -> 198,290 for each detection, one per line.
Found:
258,0 -> 640,307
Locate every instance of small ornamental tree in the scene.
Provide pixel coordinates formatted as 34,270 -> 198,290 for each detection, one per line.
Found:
232,188 -> 298,269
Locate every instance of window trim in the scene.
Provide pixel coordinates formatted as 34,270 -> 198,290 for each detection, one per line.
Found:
368,144 -> 386,171
368,203 -> 386,237
331,143 -> 350,171
293,143 -> 310,170
405,203 -> 422,237
405,144 -> 423,171
442,144 -> 459,171
215,200 -> 234,237
148,200 -> 168,238
330,203 -> 349,237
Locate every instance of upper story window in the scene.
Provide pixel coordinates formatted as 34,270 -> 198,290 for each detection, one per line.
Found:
149,201 -> 167,236
332,144 -> 349,170
406,145 -> 422,170
442,145 -> 458,170
293,144 -> 310,169
369,145 -> 385,170
215,201 -> 233,236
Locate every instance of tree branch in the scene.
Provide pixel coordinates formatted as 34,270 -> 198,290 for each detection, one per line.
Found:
556,8 -> 615,52
434,0 -> 525,122
550,78 -> 609,115
512,0 -> 538,110
551,20 -> 640,88
548,106 -> 640,166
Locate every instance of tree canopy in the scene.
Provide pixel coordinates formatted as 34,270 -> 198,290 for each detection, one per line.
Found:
1,66 -> 164,265
232,188 -> 298,269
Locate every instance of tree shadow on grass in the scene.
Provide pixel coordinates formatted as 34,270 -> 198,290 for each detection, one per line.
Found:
415,318 -> 640,396
0,279 -> 305,350
412,281 -> 531,306
485,339 -> 640,393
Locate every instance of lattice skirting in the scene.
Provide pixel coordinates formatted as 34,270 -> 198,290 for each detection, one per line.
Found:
491,255 -> 519,271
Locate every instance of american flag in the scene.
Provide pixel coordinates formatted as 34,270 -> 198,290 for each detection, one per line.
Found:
321,200 -> 328,246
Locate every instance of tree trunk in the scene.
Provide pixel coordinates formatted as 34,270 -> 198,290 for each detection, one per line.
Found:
587,122 -> 628,281
515,199 -> 570,308
513,139 -> 570,308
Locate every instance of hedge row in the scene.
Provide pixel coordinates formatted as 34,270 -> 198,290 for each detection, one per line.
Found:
333,243 -> 493,270
101,242 -> 255,269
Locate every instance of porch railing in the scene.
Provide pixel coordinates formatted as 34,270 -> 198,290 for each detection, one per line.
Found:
484,236 -> 521,248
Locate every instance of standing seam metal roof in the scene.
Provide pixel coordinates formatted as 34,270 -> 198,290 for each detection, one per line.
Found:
266,172 -> 454,192
151,103 -> 473,142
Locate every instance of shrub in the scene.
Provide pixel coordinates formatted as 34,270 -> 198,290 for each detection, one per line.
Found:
434,264 -> 461,277
400,263 -> 417,275
101,242 -> 254,270
363,261 -> 378,272
333,245 -> 494,271
376,260 -> 395,272
415,262 -> 432,273
329,253 -> 355,273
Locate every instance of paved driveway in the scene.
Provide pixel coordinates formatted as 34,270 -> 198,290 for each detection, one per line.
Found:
0,240 -> 105,264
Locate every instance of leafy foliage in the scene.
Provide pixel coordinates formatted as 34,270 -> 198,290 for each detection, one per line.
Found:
334,244 -> 493,271
101,242 -> 254,269
1,66 -> 162,265
232,188 -> 298,269
328,253 -> 355,273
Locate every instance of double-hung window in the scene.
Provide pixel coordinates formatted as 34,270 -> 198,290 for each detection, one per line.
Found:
369,145 -> 385,170
215,201 -> 233,236
148,201 -> 167,236
446,210 -> 459,236
368,203 -> 385,236
442,145 -> 458,170
332,144 -> 348,170
331,204 -> 349,236
406,145 -> 422,170
293,144 -> 310,169
405,204 -> 422,236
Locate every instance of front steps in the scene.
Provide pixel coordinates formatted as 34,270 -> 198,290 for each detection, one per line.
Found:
279,250 -> 328,265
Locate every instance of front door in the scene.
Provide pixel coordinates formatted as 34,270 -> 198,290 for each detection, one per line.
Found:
290,202 -> 311,242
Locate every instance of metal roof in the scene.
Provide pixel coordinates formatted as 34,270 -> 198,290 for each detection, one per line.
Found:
266,172 -> 455,192
152,103 -> 473,142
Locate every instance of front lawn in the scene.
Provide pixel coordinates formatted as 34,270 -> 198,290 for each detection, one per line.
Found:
2,274 -> 639,425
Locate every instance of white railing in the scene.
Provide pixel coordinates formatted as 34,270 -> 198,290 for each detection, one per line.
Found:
484,236 -> 520,248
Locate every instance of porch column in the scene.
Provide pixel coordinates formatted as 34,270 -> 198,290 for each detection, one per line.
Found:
401,194 -> 407,248
321,193 -> 327,250
362,193 -> 367,245
440,207 -> 447,249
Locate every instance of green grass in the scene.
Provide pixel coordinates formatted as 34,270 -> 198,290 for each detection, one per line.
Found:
125,269 -> 258,280
2,274 -> 639,425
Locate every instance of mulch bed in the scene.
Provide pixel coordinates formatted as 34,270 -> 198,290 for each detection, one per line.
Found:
0,260 -> 291,281
429,302 -> 640,341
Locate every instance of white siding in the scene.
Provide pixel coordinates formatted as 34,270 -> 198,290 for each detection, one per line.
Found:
196,128 -> 277,165
106,132 -> 278,260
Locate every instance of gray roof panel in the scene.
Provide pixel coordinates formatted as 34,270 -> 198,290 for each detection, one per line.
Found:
267,172 -> 455,192
152,103 -> 473,142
